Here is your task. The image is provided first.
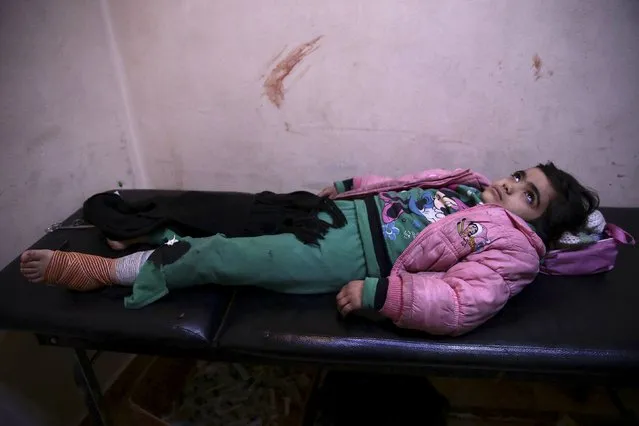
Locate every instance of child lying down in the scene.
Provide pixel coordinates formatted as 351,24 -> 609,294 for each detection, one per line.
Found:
20,163 -> 598,336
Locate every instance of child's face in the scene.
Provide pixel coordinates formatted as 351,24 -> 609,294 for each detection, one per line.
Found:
481,167 -> 556,221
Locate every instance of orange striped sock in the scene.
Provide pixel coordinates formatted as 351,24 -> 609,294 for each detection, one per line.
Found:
44,251 -> 117,291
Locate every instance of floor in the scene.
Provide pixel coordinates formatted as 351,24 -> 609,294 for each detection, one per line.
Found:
80,356 -> 639,426
0,332 -> 132,426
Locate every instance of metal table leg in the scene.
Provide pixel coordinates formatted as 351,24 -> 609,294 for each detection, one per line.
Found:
73,348 -> 111,426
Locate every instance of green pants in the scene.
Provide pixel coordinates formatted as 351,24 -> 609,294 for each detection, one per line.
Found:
124,201 -> 367,308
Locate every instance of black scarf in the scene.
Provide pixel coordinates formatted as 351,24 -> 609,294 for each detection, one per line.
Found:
83,190 -> 346,246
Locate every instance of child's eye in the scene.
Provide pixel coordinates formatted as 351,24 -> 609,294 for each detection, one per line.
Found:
512,171 -> 522,182
525,191 -> 535,205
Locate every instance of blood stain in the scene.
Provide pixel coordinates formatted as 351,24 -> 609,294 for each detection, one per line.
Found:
263,36 -> 323,108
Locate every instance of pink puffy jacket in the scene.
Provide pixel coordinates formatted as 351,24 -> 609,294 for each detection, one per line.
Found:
334,168 -> 546,336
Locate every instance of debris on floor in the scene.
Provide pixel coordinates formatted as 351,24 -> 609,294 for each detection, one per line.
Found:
126,357 -> 637,426
131,359 -> 316,426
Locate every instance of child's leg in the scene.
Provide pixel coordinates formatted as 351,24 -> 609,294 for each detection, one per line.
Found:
105,228 -> 176,250
125,206 -> 367,307
106,235 -> 151,251
150,230 -> 367,293
21,226 -> 365,294
22,202 -> 369,303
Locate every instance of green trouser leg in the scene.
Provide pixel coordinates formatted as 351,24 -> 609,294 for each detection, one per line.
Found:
125,201 -> 367,308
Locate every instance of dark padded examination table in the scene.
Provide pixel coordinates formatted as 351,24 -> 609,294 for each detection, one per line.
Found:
0,190 -> 637,425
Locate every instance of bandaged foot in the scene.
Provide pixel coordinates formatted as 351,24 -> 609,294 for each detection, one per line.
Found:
20,249 -> 117,291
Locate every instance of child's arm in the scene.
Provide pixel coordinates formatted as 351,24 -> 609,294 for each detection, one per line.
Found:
360,247 -> 538,336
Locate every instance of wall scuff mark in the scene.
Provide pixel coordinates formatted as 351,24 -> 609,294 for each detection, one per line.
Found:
532,53 -> 543,81
263,36 -> 323,108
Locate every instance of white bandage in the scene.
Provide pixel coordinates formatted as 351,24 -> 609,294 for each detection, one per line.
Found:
114,250 -> 153,284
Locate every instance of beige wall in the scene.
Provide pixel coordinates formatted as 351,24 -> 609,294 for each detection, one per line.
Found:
0,0 -> 143,267
108,0 -> 639,205
1,0 -> 638,423
0,1 -> 136,424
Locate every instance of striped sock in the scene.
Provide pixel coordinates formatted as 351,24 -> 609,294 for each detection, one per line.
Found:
114,250 -> 153,285
44,251 -> 117,291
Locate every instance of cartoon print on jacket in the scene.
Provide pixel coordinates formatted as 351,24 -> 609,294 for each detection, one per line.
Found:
408,192 -> 445,224
379,190 -> 459,240
382,222 -> 400,240
456,218 -> 490,252
434,190 -> 459,211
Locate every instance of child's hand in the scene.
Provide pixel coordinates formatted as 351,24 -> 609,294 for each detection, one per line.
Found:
336,280 -> 364,316
318,186 -> 337,198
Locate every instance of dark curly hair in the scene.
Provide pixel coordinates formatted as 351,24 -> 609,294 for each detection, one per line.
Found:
528,162 -> 599,245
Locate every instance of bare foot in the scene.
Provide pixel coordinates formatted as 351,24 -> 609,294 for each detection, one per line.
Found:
20,249 -> 54,283
106,235 -> 148,251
